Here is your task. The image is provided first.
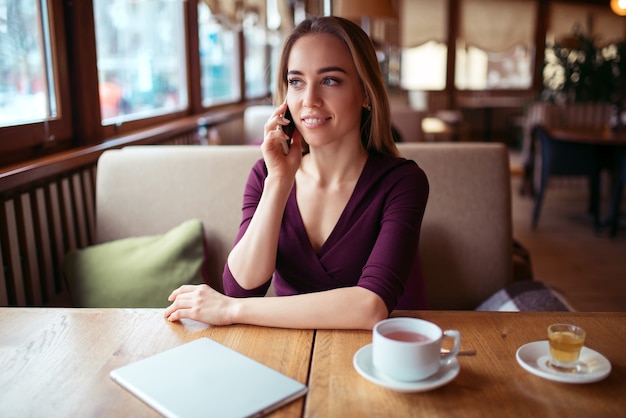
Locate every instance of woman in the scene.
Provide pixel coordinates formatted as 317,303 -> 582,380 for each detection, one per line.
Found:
165,16 -> 429,329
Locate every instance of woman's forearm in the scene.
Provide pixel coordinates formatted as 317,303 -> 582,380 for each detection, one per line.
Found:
227,175 -> 293,289
229,286 -> 389,330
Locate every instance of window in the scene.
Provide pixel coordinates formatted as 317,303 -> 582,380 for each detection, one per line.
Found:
399,0 -> 447,91
455,0 -> 535,90
266,0 -> 289,95
244,12 -> 270,99
93,0 -> 188,125
455,41 -> 533,90
198,2 -> 241,106
401,41 -> 447,91
0,0 -> 72,167
0,0 -> 57,127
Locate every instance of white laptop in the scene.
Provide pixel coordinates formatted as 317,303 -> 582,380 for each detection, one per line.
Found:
110,338 -> 308,418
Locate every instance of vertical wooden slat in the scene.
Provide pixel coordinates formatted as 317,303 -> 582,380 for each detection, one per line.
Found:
0,242 -> 7,305
47,182 -> 66,292
81,168 -> 96,245
13,194 -> 28,301
59,177 -> 77,252
19,192 -> 43,305
3,200 -> 26,306
71,172 -> 88,248
0,201 -> 10,306
217,116 -> 246,145
33,187 -> 57,303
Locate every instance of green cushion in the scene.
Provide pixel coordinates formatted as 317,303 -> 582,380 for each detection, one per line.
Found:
64,219 -> 205,308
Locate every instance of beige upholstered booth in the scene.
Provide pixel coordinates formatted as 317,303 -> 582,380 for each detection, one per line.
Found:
398,143 -> 513,309
95,142 -> 513,310
96,146 -> 263,295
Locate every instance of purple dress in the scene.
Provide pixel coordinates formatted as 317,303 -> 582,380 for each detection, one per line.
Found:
222,152 -> 429,312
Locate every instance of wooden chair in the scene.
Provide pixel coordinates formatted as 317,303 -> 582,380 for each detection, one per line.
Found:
531,125 -> 601,229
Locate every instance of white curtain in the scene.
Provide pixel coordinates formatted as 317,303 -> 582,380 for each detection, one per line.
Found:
549,3 -> 626,46
400,0 -> 447,47
460,0 -> 536,52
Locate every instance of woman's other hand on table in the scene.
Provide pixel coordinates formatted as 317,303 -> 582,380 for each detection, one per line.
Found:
165,284 -> 236,326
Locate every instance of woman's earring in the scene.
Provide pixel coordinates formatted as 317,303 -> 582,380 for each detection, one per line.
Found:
367,104 -> 372,111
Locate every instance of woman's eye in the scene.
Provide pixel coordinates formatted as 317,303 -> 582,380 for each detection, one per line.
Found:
287,78 -> 302,88
322,77 -> 340,86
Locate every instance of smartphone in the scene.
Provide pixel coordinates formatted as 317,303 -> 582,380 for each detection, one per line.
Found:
281,107 -> 295,154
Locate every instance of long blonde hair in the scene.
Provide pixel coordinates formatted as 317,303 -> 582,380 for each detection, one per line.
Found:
274,16 -> 398,157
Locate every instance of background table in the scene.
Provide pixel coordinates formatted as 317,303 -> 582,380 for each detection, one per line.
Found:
548,127 -> 626,145
548,127 -> 626,236
458,96 -> 525,142
305,311 -> 626,417
0,308 -> 313,418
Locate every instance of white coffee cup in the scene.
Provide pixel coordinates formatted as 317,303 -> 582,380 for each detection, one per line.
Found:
372,317 -> 461,382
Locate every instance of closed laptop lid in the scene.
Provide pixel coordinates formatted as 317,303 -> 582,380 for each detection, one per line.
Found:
110,337 -> 307,418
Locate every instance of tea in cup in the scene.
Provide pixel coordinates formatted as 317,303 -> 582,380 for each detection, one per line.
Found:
547,323 -> 586,371
372,317 -> 461,382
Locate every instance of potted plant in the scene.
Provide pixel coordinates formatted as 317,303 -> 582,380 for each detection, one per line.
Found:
541,24 -> 624,107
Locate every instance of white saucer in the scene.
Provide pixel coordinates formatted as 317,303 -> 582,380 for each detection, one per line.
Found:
352,344 -> 460,393
516,341 -> 611,384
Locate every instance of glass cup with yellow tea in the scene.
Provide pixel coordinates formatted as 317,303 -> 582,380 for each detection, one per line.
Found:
547,324 -> 586,372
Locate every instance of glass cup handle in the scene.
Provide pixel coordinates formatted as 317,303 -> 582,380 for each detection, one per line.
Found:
441,330 -> 461,364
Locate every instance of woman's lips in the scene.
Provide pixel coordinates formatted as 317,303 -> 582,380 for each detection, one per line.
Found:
301,116 -> 331,128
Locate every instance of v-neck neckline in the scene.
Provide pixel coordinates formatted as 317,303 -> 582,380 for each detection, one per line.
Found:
291,155 -> 371,255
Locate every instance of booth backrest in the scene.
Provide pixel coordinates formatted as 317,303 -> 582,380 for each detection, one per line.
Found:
397,143 -> 513,309
96,142 -> 513,309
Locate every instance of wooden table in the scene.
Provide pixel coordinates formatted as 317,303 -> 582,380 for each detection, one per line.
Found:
547,127 -> 626,236
0,308 -> 313,418
548,127 -> 626,145
2,309 -> 625,417
306,311 -> 626,417
458,96 -> 525,142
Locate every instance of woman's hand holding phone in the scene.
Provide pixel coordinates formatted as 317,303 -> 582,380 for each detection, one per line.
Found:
262,103 -> 301,177
280,107 -> 296,155
267,102 -> 296,156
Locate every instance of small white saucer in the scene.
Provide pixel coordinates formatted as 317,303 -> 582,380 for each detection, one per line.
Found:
516,341 -> 611,384
353,344 -> 460,393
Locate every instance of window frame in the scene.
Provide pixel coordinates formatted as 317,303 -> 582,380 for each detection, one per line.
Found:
0,0 -> 73,167
0,0 -> 251,168
87,0 -> 194,141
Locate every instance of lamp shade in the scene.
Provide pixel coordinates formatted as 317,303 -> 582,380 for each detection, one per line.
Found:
611,0 -> 626,16
334,0 -> 396,19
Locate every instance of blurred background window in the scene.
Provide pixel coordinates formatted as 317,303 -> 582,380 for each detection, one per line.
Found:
455,0 -> 535,90
93,0 -> 188,125
0,0 -> 57,127
455,42 -> 533,90
198,1 -> 241,107
244,9 -> 270,99
401,41 -> 447,91
399,0 -> 447,91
